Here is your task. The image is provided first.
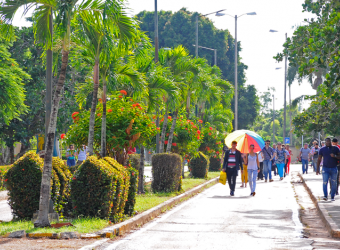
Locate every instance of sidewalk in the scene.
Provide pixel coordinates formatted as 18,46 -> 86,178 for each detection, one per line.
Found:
299,170 -> 340,238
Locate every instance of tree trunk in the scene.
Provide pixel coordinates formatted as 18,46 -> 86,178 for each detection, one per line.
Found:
9,145 -> 14,164
186,93 -> 191,119
159,104 -> 169,153
87,60 -> 100,156
34,50 -> 69,228
100,79 -> 107,157
182,157 -> 185,179
138,145 -> 145,194
166,110 -> 178,153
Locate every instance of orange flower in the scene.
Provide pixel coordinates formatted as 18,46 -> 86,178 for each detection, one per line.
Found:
209,133 -> 212,136
120,90 -> 127,95
197,136 -> 200,140
130,99 -> 133,102
197,130 -> 201,134
161,118 -> 164,122
166,133 -> 169,136
118,95 -> 123,98
153,115 -> 156,119
149,151 -> 151,154
190,122 -> 194,125
121,108 -> 124,111
156,127 -> 160,130
60,134 -> 66,139
168,116 -> 172,120
108,109 -> 113,113
198,120 -> 203,123
209,127 -> 213,130
72,112 -> 79,119
97,113 -> 102,117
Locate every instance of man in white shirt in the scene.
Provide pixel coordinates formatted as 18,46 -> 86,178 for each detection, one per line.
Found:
77,145 -> 88,164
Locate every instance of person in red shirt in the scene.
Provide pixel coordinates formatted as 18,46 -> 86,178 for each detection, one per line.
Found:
332,138 -> 340,195
127,147 -> 136,154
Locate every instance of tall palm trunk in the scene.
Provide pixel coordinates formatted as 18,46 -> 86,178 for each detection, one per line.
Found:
166,110 -> 178,153
100,78 -> 107,157
87,60 -> 100,156
138,145 -> 145,193
159,104 -> 169,153
34,50 -> 69,228
186,92 -> 191,119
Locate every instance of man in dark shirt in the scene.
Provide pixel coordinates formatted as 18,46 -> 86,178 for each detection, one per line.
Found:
261,140 -> 274,182
222,141 -> 243,196
317,138 -> 340,201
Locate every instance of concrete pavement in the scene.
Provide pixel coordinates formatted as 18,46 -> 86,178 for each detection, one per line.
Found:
99,169 -> 313,250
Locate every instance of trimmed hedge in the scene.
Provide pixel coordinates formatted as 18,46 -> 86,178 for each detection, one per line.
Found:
4,152 -> 71,219
209,156 -> 222,172
0,165 -> 12,191
151,153 -> 182,193
71,156 -> 130,220
189,152 -> 209,178
124,158 -> 139,216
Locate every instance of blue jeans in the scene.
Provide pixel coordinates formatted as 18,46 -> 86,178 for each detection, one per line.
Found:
263,160 -> 272,180
67,158 -> 76,167
312,159 -> 318,172
302,159 -> 308,174
276,163 -> 285,178
248,169 -> 258,193
322,167 -> 338,198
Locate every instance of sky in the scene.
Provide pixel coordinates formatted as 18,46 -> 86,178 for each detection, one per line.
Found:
12,0 -> 316,111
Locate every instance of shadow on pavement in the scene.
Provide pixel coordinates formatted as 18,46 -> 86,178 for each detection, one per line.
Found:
209,195 -> 252,199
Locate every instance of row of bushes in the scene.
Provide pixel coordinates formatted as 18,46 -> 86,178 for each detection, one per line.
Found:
151,151 -> 221,193
0,165 -> 12,191
4,152 -> 138,221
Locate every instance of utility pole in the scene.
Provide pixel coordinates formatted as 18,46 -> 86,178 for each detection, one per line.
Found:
195,15 -> 198,58
234,15 -> 238,130
272,94 -> 275,143
155,0 -> 160,153
214,49 -> 217,66
289,83 -> 292,145
283,33 -> 287,141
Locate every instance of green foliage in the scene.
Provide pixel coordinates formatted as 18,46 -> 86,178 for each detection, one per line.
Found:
189,152 -> 209,178
128,154 -> 140,171
0,33 -> 29,124
199,123 -> 223,158
209,157 -> 222,172
70,156 -> 130,220
124,165 -> 138,216
151,153 -> 182,193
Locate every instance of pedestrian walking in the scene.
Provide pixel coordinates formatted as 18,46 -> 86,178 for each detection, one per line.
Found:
331,138 -> 340,195
222,141 -> 243,196
240,154 -> 248,188
257,151 -> 264,180
244,144 -> 260,196
272,143 -> 277,176
66,144 -> 78,167
310,143 -> 320,172
299,143 -> 311,174
261,139 -> 274,182
274,142 -> 287,180
317,138 -> 340,201
77,145 -> 88,164
286,144 -> 292,175
282,144 -> 290,177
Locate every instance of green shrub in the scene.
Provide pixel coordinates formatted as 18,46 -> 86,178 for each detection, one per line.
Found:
0,165 -> 12,191
4,152 -> 71,219
209,156 -> 222,172
71,156 -> 130,220
189,152 -> 209,178
151,153 -> 182,193
124,163 -> 138,216
103,157 -> 130,221
128,154 -> 140,170
5,152 -> 43,218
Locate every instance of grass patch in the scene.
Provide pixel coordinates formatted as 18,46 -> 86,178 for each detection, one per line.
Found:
0,218 -> 109,236
135,171 -> 219,213
0,171 -> 219,235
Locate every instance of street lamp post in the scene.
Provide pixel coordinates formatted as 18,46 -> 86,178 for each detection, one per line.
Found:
225,12 -> 256,130
195,9 -> 226,58
273,94 -> 275,143
270,30 -> 288,143
192,44 -> 217,66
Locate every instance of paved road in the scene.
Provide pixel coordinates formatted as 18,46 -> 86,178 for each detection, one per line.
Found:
101,165 -> 314,250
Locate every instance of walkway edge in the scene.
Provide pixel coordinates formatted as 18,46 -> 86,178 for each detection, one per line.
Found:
298,173 -> 340,238
95,177 -> 219,237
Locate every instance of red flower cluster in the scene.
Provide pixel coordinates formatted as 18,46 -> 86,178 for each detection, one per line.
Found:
118,95 -> 123,98
197,130 -> 201,134
73,177 -> 76,180
209,133 -> 212,136
108,109 -> 113,113
97,113 -> 102,117
172,143 -> 177,146
60,133 -> 66,139
209,127 -> 213,130
164,140 -> 168,145
198,120 -> 203,124
153,115 -> 156,119
120,90 -> 127,95
168,116 -> 172,120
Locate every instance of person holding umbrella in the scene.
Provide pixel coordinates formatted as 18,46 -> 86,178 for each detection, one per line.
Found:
222,141 -> 243,196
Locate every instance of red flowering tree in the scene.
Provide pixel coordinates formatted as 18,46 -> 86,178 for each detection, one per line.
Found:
66,92 -> 157,165
199,123 -> 224,158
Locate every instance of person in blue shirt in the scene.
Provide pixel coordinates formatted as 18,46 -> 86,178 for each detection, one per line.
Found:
317,138 -> 340,201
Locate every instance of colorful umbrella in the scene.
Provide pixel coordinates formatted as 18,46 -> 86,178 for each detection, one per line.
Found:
224,130 -> 265,154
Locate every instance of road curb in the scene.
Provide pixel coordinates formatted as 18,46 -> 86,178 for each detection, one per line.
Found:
298,173 -> 340,238
95,177 -> 219,237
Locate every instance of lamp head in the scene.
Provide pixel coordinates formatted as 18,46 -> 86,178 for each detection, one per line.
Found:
247,12 -> 257,15
275,67 -> 282,70
269,29 -> 278,32
216,12 -> 225,16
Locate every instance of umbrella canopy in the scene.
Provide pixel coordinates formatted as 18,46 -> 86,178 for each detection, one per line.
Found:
224,130 -> 265,154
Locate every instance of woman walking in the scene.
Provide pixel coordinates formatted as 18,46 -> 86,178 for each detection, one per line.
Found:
274,142 -> 287,180
286,144 -> 292,175
240,154 -> 248,188
244,144 -> 260,196
66,144 -> 78,167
